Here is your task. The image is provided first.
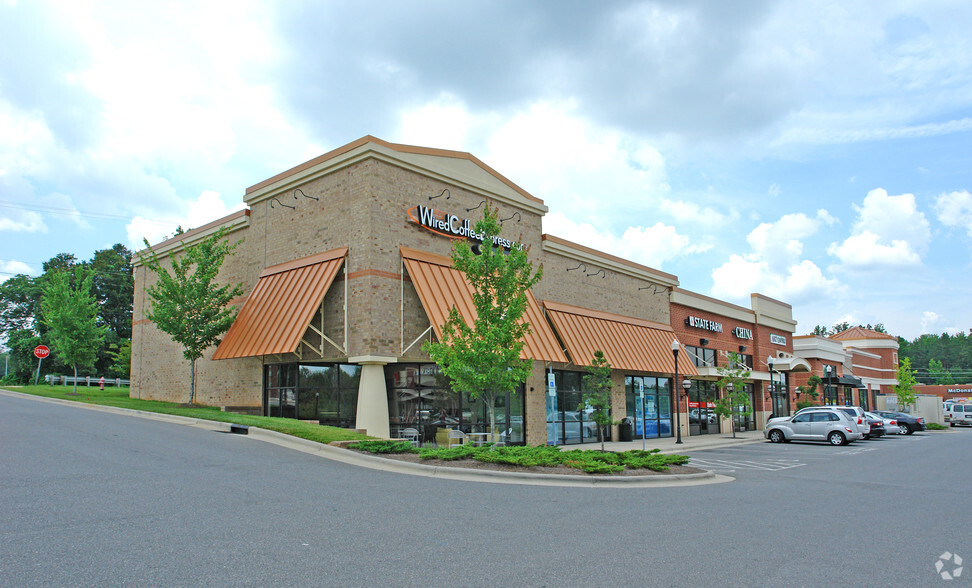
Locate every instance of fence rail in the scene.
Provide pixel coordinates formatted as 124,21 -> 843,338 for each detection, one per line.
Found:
45,375 -> 130,387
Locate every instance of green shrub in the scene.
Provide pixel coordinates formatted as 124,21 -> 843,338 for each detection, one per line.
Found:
926,423 -> 947,430
347,440 -> 418,454
396,444 -> 690,475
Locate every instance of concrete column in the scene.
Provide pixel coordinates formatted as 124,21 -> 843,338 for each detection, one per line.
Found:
351,356 -> 397,439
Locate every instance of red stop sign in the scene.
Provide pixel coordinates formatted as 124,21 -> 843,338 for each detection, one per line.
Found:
34,345 -> 50,359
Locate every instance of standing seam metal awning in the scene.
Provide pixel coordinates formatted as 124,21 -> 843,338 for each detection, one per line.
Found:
212,247 -> 348,360
543,300 -> 698,375
401,247 -> 567,364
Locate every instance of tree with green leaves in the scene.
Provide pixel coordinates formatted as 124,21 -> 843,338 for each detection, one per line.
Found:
40,267 -> 108,393
579,350 -> 617,452
714,351 -> 752,438
895,357 -> 919,412
795,374 -> 822,410
928,358 -> 954,385
422,204 -> 541,444
139,228 -> 244,405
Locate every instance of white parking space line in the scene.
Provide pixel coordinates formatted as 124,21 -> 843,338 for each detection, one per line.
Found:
688,458 -> 807,471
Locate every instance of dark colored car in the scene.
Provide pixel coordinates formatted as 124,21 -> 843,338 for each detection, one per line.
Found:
864,414 -> 885,438
873,410 -> 925,435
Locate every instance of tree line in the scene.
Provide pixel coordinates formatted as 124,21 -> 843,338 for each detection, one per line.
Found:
897,331 -> 972,385
0,245 -> 133,384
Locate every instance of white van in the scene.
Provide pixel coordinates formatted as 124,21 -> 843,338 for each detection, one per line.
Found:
945,402 -> 972,427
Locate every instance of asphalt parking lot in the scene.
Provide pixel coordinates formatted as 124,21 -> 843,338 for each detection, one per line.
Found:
684,428 -> 938,477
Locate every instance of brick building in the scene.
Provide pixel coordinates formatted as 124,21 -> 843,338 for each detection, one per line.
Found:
131,136 -> 802,445
791,327 -> 899,411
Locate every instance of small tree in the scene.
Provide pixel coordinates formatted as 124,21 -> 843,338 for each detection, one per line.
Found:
423,205 -> 541,444
579,350 -> 617,452
796,374 -> 822,403
895,357 -> 919,412
139,228 -> 243,406
40,267 -> 108,393
714,351 -> 752,438
928,358 -> 954,385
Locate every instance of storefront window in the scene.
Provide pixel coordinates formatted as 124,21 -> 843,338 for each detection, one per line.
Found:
624,376 -> 673,439
731,384 -> 755,432
546,370 -> 609,445
264,363 -> 360,427
685,346 -> 716,368
687,381 -> 720,435
385,364 -> 524,446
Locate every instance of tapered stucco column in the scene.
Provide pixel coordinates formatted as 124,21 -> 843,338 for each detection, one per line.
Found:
352,356 -> 396,439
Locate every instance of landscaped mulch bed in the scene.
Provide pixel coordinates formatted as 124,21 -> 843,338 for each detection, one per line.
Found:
348,448 -> 705,476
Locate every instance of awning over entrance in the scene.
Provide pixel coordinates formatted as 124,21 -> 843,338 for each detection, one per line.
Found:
212,247 -> 348,360
542,300 -> 699,375
401,247 -> 567,363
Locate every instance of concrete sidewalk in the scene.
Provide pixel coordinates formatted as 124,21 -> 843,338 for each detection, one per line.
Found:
595,429 -> 766,454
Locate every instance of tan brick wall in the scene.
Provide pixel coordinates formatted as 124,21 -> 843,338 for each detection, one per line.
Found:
536,250 -> 669,324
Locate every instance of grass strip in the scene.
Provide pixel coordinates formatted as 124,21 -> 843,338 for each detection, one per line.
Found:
2,385 -> 371,445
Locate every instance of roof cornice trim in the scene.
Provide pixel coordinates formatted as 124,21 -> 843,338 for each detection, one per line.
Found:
245,136 -> 548,215
541,234 -> 679,287
132,210 -> 250,266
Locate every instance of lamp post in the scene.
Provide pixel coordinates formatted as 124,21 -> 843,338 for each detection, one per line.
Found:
682,378 -> 692,436
726,381 -> 735,437
671,339 -> 683,444
824,365 -> 832,405
767,356 -> 775,418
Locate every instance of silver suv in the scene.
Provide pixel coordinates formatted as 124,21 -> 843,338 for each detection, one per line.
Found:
765,408 -> 862,446
795,405 -> 870,439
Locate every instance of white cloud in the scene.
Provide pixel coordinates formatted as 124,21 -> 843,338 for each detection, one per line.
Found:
0,259 -> 33,281
398,93 -> 473,151
127,190 -> 245,249
542,211 -> 707,269
828,188 -> 930,270
476,101 -> 671,226
827,231 -> 922,268
921,311 -> 940,333
709,212 -> 842,304
0,209 -> 46,233
659,199 -> 737,227
934,190 -> 972,237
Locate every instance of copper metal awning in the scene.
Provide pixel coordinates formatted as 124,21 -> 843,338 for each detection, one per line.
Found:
543,300 -> 698,375
401,247 -> 567,363
212,247 -> 348,360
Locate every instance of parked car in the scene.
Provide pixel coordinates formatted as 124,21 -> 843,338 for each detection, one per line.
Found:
765,408 -> 862,446
873,410 -> 925,434
862,412 -> 886,438
795,405 -> 870,439
867,411 -> 903,435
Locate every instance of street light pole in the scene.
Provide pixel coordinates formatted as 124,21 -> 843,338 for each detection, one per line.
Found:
824,365 -> 832,404
726,381 -> 735,438
767,356 -> 774,418
671,339 -> 683,444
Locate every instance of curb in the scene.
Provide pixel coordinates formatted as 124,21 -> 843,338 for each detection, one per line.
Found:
0,388 -> 733,488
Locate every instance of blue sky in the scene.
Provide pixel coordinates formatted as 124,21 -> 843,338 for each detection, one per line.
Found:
1,0 -> 971,340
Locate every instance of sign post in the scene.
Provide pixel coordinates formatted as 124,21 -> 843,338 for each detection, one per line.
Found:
33,345 -> 50,386
547,370 -> 557,446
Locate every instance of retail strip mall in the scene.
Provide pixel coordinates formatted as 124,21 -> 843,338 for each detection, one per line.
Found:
131,136 -> 898,446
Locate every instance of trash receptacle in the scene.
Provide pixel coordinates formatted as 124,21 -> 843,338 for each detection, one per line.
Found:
619,417 -> 633,442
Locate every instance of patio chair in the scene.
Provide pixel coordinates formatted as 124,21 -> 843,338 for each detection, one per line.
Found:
447,429 -> 467,448
400,427 -> 419,446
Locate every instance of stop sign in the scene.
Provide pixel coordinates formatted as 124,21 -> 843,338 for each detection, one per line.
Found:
34,345 -> 50,359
